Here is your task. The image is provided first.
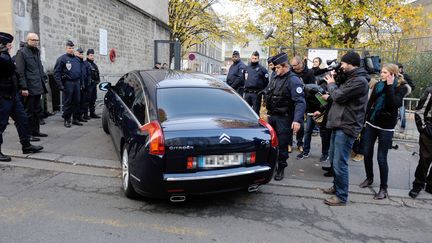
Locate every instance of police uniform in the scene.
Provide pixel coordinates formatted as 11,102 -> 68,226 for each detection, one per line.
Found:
244,51 -> 269,115
54,40 -> 82,128
267,56 -> 277,81
264,52 -> 306,180
84,49 -> 101,118
226,51 -> 246,96
76,48 -> 90,123
0,32 -> 43,161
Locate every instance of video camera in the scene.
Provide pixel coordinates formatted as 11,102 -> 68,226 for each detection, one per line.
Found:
316,59 -> 343,85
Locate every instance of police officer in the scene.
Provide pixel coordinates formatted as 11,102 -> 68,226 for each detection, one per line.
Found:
244,51 -> 269,115
267,56 -> 277,81
75,47 -> 90,122
0,32 -> 43,161
226,50 -> 246,96
54,40 -> 82,128
85,49 -> 101,119
264,52 -> 306,181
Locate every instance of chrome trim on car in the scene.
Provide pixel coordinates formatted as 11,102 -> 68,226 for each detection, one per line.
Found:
164,165 -> 271,181
130,173 -> 141,182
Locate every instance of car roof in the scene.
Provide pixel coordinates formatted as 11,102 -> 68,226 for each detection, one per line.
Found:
138,70 -> 228,89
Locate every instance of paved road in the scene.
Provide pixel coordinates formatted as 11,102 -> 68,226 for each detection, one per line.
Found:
1,160 -> 431,243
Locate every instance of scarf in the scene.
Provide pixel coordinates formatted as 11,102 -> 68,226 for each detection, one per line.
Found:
369,79 -> 398,122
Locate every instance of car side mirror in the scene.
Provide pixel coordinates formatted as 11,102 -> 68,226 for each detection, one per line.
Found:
99,82 -> 111,91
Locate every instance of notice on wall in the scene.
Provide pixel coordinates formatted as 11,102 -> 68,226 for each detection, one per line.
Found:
99,28 -> 108,55
307,49 -> 339,68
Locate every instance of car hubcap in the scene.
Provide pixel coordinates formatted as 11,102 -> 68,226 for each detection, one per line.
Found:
122,148 -> 129,190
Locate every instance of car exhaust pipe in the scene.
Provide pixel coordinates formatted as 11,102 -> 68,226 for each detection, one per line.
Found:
248,184 -> 259,193
170,194 -> 186,203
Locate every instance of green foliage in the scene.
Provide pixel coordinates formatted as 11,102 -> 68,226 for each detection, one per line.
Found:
403,52 -> 432,98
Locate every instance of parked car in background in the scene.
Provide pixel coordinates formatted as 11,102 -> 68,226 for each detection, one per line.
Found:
99,70 -> 278,202
211,74 -> 227,83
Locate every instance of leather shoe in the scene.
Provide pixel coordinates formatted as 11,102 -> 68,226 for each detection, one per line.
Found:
77,116 -> 87,122
359,178 -> 373,188
374,188 -> 388,200
32,132 -> 48,137
22,144 -> 43,154
64,119 -> 72,128
0,152 -> 11,162
409,187 -> 421,199
322,186 -> 336,195
324,196 -> 346,206
323,170 -> 333,177
72,120 -> 83,126
90,113 -> 101,119
30,136 -> 41,142
274,167 -> 285,181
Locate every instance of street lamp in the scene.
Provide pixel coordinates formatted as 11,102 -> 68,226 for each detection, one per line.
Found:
289,8 -> 295,56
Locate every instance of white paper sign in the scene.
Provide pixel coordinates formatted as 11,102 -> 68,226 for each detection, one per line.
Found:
99,28 -> 108,55
307,49 -> 339,68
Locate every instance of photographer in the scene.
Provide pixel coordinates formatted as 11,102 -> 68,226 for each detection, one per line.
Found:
321,52 -> 369,206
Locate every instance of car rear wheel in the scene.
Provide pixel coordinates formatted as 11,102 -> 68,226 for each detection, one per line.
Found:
122,145 -> 138,198
102,106 -> 109,134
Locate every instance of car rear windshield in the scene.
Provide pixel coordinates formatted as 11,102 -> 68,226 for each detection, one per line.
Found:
157,87 -> 257,122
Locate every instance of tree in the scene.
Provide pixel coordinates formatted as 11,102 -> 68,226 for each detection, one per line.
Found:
236,0 -> 429,49
169,0 -> 225,51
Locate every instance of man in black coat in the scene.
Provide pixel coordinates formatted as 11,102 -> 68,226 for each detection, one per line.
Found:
15,33 -> 48,138
0,32 -> 43,161
226,51 -> 246,96
84,49 -> 101,119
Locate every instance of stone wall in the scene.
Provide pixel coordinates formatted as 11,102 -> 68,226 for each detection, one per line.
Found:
36,0 -> 170,78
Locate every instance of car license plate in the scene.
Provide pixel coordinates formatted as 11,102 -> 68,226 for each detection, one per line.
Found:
198,153 -> 244,168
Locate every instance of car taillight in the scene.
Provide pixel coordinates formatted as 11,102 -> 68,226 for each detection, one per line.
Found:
139,120 -> 165,155
245,152 -> 256,164
259,118 -> 278,147
187,156 -> 197,169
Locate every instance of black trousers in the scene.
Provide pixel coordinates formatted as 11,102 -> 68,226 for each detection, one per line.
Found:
0,93 -> 30,146
23,94 -> 41,135
413,133 -> 432,189
244,92 -> 262,115
268,115 -> 292,169
88,82 -> 97,114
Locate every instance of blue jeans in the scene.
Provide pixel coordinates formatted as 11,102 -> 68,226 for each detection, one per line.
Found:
329,129 -> 356,203
303,115 -> 315,154
399,106 -> 406,129
362,124 -> 394,189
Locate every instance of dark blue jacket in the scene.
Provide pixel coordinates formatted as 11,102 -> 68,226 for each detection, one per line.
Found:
265,71 -> 306,123
78,57 -> 90,88
85,59 -> 100,85
244,62 -> 268,90
227,60 -> 246,91
54,53 -> 82,90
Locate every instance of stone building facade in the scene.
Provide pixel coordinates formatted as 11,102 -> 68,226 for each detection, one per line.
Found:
3,0 -> 170,79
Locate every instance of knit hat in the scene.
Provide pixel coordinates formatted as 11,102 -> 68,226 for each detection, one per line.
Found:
341,51 -> 361,67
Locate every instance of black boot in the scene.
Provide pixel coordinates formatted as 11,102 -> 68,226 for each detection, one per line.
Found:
83,113 -> 90,120
0,146 -> 12,162
22,144 -> 44,154
90,112 -> 101,119
64,119 -> 72,128
72,119 -> 83,126
274,166 -> 285,181
77,114 -> 87,122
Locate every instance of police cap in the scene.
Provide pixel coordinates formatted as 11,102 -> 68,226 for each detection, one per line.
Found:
66,40 -> 74,47
232,50 -> 240,56
272,52 -> 288,66
87,48 -> 95,55
76,47 -> 84,53
0,32 -> 13,44
252,51 -> 259,57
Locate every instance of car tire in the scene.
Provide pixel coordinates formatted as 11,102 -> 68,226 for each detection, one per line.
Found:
102,106 -> 110,134
121,145 -> 139,199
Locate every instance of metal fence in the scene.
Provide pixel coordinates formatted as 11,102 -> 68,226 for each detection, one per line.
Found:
394,97 -> 420,141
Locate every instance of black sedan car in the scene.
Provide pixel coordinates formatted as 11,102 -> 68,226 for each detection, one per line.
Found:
100,70 -> 278,202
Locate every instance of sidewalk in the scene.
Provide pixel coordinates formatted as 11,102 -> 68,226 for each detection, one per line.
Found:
2,111 -> 431,201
